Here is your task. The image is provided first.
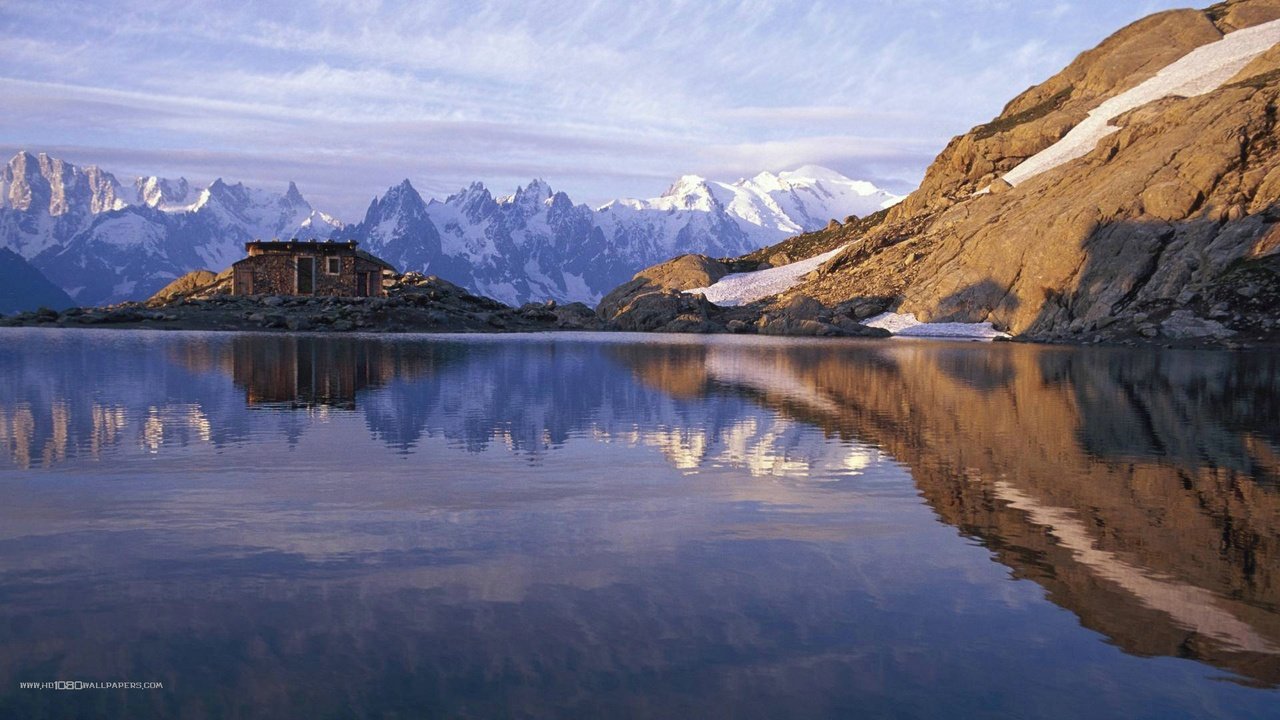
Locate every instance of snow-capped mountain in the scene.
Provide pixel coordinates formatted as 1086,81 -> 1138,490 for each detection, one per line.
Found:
351,168 -> 902,306
0,150 -> 901,308
349,178 -> 614,305
602,165 -> 899,241
0,152 -> 341,306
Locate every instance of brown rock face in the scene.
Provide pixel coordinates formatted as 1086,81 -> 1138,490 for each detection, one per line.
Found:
894,8 -> 1223,219
148,270 -> 218,303
596,254 -> 733,331
791,0 -> 1280,344
596,253 -> 727,320
1212,0 -> 1280,31
631,253 -> 729,291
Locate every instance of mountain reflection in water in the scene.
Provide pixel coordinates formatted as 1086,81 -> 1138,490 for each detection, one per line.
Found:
0,329 -> 1278,718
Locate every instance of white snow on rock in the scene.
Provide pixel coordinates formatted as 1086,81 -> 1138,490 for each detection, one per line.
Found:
864,312 -> 1010,339
686,245 -> 848,306
1002,18 -> 1280,187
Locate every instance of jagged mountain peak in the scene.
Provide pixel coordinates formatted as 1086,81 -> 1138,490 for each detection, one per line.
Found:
207,177 -> 237,194
10,150 -> 38,170
134,175 -> 193,210
500,179 -> 554,208
443,181 -> 493,205
652,175 -> 724,213
440,181 -> 497,223
284,181 -> 306,205
663,174 -> 711,194
2,150 -> 130,217
0,151 -> 347,306
377,179 -> 427,210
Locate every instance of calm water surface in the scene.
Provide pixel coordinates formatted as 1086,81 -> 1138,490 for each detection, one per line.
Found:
1,329 -> 1278,719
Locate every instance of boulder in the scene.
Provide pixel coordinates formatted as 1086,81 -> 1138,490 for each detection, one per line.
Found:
776,294 -> 827,322
597,254 -> 730,324
632,253 -> 729,291
1160,309 -> 1234,339
987,178 -> 1013,195
607,289 -> 723,333
552,302 -> 604,330
1141,180 -> 1203,220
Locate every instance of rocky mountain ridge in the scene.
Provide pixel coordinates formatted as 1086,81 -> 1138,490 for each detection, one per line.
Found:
346,168 -> 899,307
0,151 -> 340,307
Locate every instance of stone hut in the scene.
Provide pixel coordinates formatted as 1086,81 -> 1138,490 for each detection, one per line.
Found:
231,240 -> 395,298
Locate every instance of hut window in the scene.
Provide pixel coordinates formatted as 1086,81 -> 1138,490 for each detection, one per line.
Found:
326,257 -> 341,274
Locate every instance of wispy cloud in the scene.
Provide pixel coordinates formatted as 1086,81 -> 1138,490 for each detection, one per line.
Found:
0,0 -> 1190,217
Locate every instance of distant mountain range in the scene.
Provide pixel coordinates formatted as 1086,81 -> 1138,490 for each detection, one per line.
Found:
0,150 -> 900,309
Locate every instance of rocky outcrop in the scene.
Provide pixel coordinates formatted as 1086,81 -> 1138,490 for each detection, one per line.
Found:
776,0 -> 1280,347
596,254 -> 889,337
596,254 -> 731,328
899,7 -> 1225,215
753,294 -> 890,338
148,269 -> 219,304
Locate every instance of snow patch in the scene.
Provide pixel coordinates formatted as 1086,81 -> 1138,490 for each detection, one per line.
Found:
864,312 -> 1009,339
1003,18 -> 1280,187
686,245 -> 847,306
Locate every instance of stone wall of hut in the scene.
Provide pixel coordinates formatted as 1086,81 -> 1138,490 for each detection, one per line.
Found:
232,253 -> 386,297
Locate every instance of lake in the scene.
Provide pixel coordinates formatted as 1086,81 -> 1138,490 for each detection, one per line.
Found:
1,329 -> 1278,719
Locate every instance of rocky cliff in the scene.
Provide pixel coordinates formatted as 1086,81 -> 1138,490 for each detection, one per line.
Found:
603,0 -> 1280,346
801,0 -> 1280,345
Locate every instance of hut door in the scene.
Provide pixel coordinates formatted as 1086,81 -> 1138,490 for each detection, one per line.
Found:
233,267 -> 253,295
356,272 -> 370,297
297,257 -> 316,294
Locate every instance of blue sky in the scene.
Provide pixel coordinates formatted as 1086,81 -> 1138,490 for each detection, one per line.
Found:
0,0 -> 1189,218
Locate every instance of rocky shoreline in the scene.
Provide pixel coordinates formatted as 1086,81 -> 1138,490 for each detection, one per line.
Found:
0,273 -> 605,334
0,263 -> 1272,350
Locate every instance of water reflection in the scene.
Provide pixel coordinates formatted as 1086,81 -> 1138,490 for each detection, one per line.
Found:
620,342 -> 1280,685
1,330 -> 1279,717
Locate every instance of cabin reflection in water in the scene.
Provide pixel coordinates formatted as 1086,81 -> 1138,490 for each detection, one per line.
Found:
231,336 -> 390,409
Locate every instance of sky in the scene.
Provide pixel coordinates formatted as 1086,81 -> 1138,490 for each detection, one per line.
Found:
0,0 -> 1191,219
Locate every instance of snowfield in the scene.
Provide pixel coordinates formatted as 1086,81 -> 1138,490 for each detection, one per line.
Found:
686,245 -> 848,306
1002,18 -> 1280,187
863,312 -> 1010,340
